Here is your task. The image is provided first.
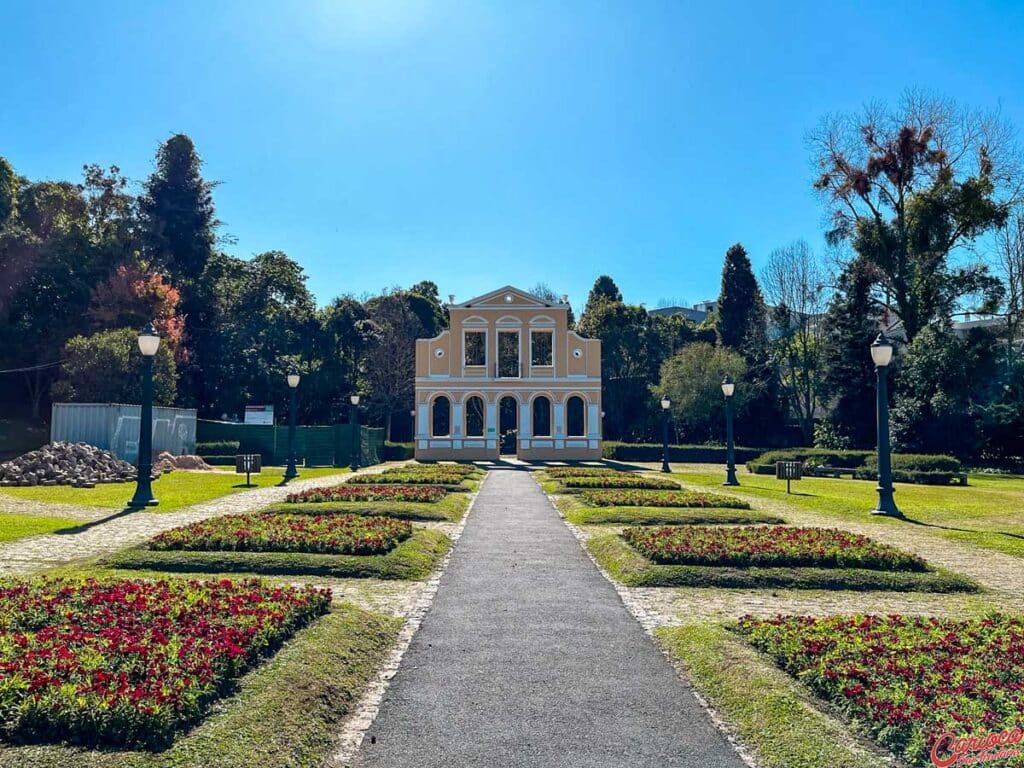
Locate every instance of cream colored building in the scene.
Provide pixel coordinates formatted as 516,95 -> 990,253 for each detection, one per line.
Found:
414,286 -> 602,461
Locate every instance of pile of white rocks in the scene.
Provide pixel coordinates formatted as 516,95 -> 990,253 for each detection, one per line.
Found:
0,442 -> 149,487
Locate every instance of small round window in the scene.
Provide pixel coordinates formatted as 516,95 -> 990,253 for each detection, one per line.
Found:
435,348 -> 445,358
573,348 -> 583,358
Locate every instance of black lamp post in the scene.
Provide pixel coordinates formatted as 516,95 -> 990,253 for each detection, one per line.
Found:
660,396 -> 671,473
870,332 -> 901,517
722,375 -> 739,486
128,323 -> 160,508
350,394 -> 361,470
284,367 -> 300,480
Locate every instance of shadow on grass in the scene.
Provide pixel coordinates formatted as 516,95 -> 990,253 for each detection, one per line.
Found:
900,514 -> 1024,541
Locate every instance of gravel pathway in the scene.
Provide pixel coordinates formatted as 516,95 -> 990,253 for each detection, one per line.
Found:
354,465 -> 745,768
0,470 -> 357,575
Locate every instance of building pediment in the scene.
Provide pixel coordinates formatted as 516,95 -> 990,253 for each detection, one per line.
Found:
456,285 -> 567,309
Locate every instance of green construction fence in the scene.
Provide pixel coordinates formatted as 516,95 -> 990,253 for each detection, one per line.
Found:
195,420 -> 384,467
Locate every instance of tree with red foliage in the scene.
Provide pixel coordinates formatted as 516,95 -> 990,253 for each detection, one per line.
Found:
87,262 -> 186,357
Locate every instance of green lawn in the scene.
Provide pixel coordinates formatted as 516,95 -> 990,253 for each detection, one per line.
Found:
0,467 -> 347,513
0,513 -> 80,542
671,468 -> 1024,557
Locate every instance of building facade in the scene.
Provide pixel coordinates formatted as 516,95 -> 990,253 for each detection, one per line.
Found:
414,286 -> 602,461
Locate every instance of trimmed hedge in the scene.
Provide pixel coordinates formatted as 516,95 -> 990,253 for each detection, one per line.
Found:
603,442 -> 762,463
104,528 -> 450,580
202,455 -> 240,466
382,442 -> 415,461
747,448 -> 871,474
263,493 -> 470,522
196,441 -> 241,456
587,534 -> 978,593
748,449 -> 964,484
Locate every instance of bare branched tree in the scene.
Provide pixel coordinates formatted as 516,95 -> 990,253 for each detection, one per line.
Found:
362,293 -> 424,440
761,240 -> 832,442
996,208 -> 1024,361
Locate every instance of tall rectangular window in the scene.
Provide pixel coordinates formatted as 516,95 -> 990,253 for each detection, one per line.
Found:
531,330 -> 553,366
497,331 -> 520,377
464,331 -> 486,366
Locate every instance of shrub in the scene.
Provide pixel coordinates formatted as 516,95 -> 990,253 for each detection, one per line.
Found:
0,576 -> 329,748
746,448 -> 871,474
864,453 -> 962,472
561,475 -> 681,490
579,489 -> 750,509
196,440 -> 241,456
286,484 -> 446,504
623,525 -> 926,571
389,463 -> 477,477
382,442 -> 415,460
735,614 -> 1024,766
151,513 -> 412,555
602,442 -> 762,463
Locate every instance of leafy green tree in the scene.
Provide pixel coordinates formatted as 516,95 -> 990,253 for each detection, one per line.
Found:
979,360 -> 1024,461
891,325 -> 999,456
0,157 -> 17,226
52,328 -> 177,405
307,296 -> 372,422
197,251 -> 316,419
811,92 -> 1015,341
819,260 -> 879,448
659,343 -> 748,442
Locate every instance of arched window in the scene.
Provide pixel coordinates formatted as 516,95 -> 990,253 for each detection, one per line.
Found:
465,396 -> 485,437
532,396 -> 552,437
432,396 -> 451,437
566,396 -> 585,437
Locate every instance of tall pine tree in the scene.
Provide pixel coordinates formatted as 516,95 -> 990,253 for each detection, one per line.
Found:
141,134 -> 219,408
714,243 -> 781,442
820,259 -> 878,447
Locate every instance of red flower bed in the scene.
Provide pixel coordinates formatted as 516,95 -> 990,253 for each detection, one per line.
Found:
562,475 -> 681,490
623,525 -> 926,570
285,484 -> 446,504
736,614 -> 1024,766
0,577 -> 329,748
151,513 -> 412,555
579,489 -> 750,509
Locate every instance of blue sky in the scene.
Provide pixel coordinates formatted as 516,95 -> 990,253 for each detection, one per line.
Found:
2,0 -> 1023,313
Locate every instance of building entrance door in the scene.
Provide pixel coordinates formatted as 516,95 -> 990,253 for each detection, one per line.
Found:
499,396 -> 518,456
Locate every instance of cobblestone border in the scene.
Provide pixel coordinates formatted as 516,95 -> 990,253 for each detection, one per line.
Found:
326,472 -> 484,768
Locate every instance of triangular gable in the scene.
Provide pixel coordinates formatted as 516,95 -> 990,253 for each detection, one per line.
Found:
456,285 -> 565,309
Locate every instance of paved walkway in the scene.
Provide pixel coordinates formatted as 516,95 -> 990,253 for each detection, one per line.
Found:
354,466 -> 744,768
0,470 -> 355,575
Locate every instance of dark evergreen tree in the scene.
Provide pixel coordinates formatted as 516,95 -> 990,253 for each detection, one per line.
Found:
716,243 -> 768,361
141,134 -> 220,408
820,260 -> 879,447
141,135 -> 218,284
715,243 -> 781,442
584,275 -> 622,309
